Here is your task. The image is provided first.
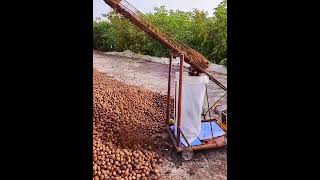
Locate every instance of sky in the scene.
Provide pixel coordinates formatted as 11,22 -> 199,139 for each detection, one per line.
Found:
93,0 -> 222,19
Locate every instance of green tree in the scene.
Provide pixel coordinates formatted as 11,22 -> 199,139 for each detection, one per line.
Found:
93,0 -> 227,65
209,0 -> 227,65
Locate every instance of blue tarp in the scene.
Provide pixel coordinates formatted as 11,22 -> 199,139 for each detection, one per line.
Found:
171,121 -> 226,147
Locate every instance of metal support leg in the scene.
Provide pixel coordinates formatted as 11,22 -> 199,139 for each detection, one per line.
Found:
166,53 -> 173,125
177,54 -> 184,147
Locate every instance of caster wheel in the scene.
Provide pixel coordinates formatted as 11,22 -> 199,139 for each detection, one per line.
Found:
182,148 -> 194,161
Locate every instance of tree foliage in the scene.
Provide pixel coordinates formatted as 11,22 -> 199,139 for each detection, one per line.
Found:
93,0 -> 227,65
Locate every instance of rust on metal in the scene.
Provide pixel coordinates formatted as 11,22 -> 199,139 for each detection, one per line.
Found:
166,54 -> 173,125
166,126 -> 179,151
191,136 -> 226,151
109,0 -> 122,4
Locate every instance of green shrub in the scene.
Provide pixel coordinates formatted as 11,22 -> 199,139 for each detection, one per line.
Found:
93,0 -> 227,64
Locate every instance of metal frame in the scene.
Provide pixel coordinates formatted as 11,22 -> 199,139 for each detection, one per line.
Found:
104,0 -> 228,154
166,52 -> 227,152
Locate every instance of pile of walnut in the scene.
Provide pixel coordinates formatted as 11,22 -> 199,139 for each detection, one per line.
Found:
93,70 -> 172,180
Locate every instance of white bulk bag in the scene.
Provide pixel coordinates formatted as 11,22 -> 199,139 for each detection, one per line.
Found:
173,71 -> 209,146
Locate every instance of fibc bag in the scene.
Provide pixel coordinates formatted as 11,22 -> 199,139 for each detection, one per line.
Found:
173,71 -> 209,146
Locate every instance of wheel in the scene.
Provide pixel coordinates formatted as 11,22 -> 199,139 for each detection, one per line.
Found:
182,148 -> 194,161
